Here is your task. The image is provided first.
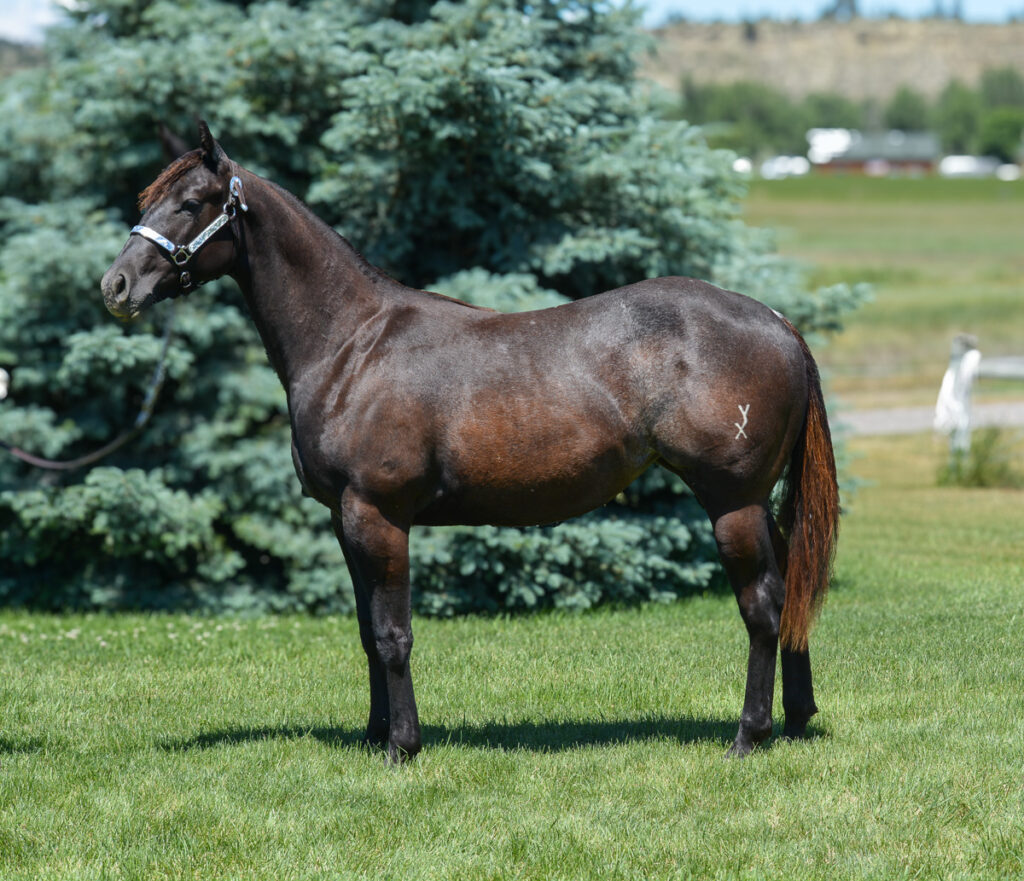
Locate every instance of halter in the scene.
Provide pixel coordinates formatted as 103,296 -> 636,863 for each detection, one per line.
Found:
130,175 -> 248,291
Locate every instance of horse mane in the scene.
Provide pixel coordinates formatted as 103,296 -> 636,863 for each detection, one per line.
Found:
260,176 -> 492,312
138,150 -> 204,213
139,152 -> 489,312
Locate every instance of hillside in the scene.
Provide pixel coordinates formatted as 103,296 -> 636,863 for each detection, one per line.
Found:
642,18 -> 1024,101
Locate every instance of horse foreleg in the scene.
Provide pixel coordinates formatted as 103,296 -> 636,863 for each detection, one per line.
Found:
767,514 -> 819,739
714,504 -> 785,757
337,497 -> 421,763
332,512 -> 390,749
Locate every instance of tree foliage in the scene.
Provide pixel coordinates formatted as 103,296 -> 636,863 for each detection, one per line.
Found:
979,66 -> 1024,112
935,70 -> 1024,158
0,0 -> 864,614
680,78 -> 811,158
883,86 -> 930,132
684,69 -> 1024,161
935,79 -> 982,154
978,107 -> 1024,163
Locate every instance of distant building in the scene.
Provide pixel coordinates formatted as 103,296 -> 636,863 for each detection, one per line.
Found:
938,155 -> 1002,178
808,129 -> 941,176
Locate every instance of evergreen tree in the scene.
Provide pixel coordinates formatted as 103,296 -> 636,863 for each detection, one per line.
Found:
801,92 -> 863,131
0,0 -> 864,614
680,79 -> 808,158
979,66 -> 1024,112
978,108 -> 1024,162
935,79 -> 981,153
883,86 -> 930,132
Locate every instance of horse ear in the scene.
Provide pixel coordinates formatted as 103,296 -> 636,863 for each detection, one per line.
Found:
198,119 -> 226,170
158,122 -> 190,162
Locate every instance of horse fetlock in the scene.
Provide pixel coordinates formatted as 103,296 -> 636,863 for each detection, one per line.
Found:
737,713 -> 774,747
364,713 -> 390,749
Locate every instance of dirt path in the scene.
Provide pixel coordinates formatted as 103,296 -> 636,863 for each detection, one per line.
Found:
841,401 -> 1024,436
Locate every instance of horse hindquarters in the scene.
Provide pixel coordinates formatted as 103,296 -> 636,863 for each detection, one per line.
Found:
655,313 -> 837,754
716,328 -> 838,752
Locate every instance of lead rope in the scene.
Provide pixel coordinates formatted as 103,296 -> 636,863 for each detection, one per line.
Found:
0,302 -> 176,471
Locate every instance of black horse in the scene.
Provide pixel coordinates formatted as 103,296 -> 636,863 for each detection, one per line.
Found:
102,123 -> 838,761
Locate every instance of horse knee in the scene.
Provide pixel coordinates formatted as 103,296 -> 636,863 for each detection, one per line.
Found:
374,625 -> 413,672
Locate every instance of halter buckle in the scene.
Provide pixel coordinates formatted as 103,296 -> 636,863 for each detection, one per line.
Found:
228,176 -> 248,213
171,247 -> 191,266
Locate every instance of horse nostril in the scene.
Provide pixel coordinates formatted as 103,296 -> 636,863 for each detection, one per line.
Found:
102,269 -> 133,317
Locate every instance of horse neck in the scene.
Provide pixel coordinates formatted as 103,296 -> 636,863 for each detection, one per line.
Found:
229,170 -> 388,390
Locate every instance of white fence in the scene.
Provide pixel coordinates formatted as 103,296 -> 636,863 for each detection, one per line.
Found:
935,334 -> 1024,453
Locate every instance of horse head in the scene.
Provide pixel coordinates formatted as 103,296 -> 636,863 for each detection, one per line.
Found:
101,121 -> 246,319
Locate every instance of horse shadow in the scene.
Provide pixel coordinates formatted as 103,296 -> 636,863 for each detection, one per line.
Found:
158,715 -> 825,754
0,736 -> 47,755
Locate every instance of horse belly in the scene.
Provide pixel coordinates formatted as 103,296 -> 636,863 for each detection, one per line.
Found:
420,392 -> 650,527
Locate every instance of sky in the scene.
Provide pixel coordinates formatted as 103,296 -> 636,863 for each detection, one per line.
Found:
1,0 -> 1022,42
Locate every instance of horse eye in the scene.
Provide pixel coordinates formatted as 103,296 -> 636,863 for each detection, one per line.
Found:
181,199 -> 202,215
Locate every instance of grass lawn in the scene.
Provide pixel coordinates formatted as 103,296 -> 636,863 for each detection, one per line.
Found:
1,431 -> 1022,879
745,176 -> 1024,410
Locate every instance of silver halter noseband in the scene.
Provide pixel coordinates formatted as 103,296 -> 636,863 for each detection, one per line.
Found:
130,175 -> 248,291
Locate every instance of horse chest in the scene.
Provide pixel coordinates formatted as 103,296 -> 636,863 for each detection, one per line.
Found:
288,433 -> 338,507
288,405 -> 434,512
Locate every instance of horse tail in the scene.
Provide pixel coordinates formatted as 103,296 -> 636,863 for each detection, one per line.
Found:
777,326 -> 840,652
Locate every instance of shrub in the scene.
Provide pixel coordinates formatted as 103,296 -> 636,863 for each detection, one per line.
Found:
938,429 -> 1024,489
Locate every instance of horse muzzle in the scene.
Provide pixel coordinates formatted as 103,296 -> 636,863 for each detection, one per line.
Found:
101,266 -> 137,319
101,264 -> 161,320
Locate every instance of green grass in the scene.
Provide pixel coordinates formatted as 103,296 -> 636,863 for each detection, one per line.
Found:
745,176 -> 1024,409
2,432 -> 1023,879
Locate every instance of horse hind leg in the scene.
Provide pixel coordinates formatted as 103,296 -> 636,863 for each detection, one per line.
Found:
768,514 -> 819,739
712,503 -> 785,756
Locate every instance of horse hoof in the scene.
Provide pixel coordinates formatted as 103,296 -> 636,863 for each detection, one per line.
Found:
782,707 -> 817,740
387,741 -> 421,764
725,740 -> 754,758
386,728 -> 422,764
782,721 -> 809,740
